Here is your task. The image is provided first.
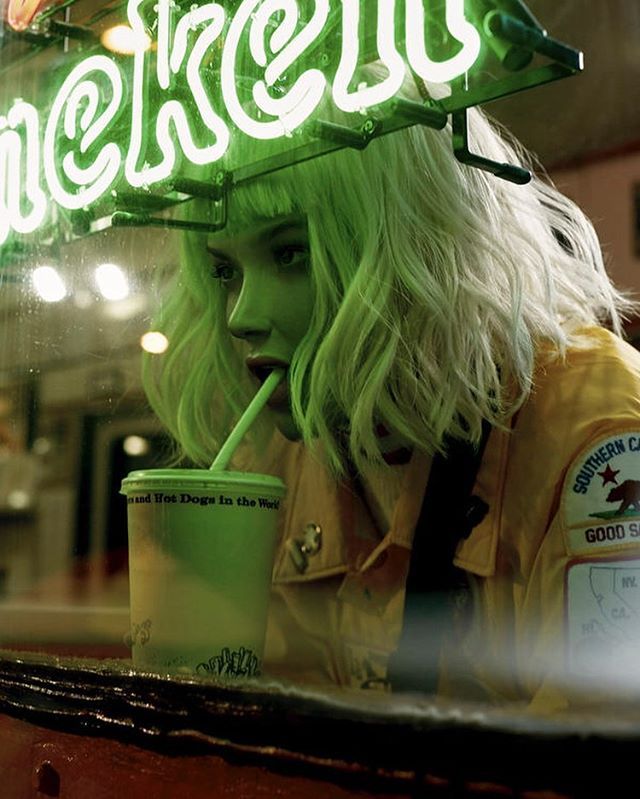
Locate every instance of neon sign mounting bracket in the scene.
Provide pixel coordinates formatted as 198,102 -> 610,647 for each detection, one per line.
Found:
111,172 -> 231,233
452,108 -> 531,185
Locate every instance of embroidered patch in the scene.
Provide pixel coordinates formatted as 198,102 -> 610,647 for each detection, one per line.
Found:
566,558 -> 640,678
562,431 -> 640,554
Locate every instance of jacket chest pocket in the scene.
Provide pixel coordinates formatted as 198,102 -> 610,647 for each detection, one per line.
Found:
336,544 -> 411,688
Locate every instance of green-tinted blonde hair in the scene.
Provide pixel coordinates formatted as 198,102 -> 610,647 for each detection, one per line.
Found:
143,89 -> 633,477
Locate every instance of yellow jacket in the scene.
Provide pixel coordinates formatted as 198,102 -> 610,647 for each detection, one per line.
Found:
253,328 -> 640,712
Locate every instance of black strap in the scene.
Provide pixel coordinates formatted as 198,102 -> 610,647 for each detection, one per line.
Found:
387,419 -> 492,693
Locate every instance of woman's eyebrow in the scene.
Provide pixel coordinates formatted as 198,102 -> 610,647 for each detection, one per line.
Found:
205,244 -> 231,260
206,219 -> 307,257
263,220 -> 307,240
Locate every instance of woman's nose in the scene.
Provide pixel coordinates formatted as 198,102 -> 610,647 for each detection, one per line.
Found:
227,278 -> 273,341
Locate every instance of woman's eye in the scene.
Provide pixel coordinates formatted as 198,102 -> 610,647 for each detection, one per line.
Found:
274,245 -> 309,269
211,263 -> 237,283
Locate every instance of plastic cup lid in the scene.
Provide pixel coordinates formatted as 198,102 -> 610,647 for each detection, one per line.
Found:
120,468 -> 286,495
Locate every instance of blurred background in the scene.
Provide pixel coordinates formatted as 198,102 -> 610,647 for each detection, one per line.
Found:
0,0 -> 638,657
491,1 -> 640,315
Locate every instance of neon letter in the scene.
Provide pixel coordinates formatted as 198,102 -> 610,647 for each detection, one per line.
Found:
333,0 -> 405,113
125,0 -> 229,188
406,0 -> 481,83
221,0 -> 329,140
0,101 -> 47,245
43,55 -> 123,210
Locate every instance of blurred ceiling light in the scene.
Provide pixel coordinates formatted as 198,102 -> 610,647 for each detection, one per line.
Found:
7,490 -> 31,510
32,266 -> 66,302
141,331 -> 169,354
123,435 -> 150,457
100,24 -> 151,55
95,262 -> 130,301
32,437 -> 53,456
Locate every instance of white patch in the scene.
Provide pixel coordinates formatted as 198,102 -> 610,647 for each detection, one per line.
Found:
567,558 -> 640,682
561,431 -> 640,554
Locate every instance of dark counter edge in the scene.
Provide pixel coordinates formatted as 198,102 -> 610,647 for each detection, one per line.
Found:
0,651 -> 639,795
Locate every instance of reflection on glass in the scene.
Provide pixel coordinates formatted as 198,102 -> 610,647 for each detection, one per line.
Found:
32,266 -> 66,303
0,0 -> 639,736
94,263 -> 130,302
100,24 -> 152,56
140,332 -> 169,355
123,435 -> 150,457
0,205 -> 176,661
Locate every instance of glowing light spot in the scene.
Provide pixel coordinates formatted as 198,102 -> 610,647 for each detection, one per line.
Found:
100,24 -> 152,56
123,435 -> 150,456
7,0 -> 49,33
95,262 -> 130,301
32,266 -> 67,302
140,331 -> 169,354
7,490 -> 31,510
32,437 -> 53,456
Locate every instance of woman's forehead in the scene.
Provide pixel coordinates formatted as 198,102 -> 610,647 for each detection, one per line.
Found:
208,213 -> 307,249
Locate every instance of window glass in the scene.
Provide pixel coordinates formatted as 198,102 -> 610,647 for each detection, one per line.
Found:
0,1 -> 179,660
1,0 -> 639,718
0,222 -> 176,657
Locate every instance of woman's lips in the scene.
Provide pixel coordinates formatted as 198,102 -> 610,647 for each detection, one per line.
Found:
246,357 -> 290,409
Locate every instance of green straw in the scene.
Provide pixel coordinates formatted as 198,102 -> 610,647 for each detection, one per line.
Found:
209,368 -> 285,471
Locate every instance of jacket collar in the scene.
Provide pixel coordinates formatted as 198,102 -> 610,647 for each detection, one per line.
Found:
267,424 -> 506,584
376,426 -> 508,579
453,426 -> 510,577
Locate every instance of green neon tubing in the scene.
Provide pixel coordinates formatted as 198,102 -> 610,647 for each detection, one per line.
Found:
0,0 -> 538,244
43,55 -> 123,210
221,0 -> 329,140
125,0 -> 229,188
333,0 -> 405,113
0,101 -> 47,244
406,0 -> 481,83
157,0 -> 172,91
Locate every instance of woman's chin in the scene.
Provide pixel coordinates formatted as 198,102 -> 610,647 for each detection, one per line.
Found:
268,407 -> 302,441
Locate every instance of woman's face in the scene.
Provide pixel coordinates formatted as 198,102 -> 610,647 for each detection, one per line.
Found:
206,213 -> 314,440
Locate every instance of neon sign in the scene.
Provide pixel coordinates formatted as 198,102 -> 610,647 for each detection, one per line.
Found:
0,0 -> 482,244
5,0 -> 57,32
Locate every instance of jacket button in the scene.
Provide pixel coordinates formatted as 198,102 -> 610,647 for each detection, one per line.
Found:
286,523 -> 323,573
301,523 -> 322,555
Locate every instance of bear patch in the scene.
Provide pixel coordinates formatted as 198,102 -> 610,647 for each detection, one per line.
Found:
607,480 -> 640,515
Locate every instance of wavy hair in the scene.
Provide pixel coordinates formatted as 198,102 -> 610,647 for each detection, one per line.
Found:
143,83 -> 634,477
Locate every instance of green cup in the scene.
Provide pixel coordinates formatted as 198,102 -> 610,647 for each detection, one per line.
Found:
120,469 -> 286,678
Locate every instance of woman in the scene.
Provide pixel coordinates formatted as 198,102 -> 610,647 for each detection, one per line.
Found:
143,87 -> 640,712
